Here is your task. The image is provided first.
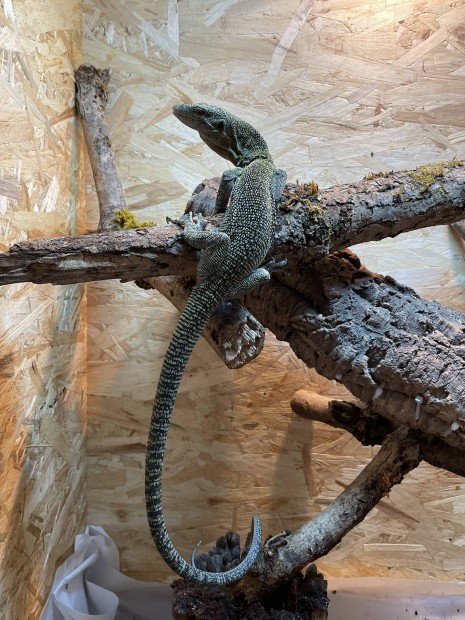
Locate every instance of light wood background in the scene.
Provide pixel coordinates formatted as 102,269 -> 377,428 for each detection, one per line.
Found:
0,1 -> 86,618
84,0 -> 465,584
2,1 -> 465,617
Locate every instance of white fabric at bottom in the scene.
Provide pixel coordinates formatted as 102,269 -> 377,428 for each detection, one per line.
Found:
40,525 -> 172,620
40,525 -> 465,620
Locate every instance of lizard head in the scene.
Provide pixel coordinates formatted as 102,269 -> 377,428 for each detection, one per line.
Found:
172,103 -> 271,167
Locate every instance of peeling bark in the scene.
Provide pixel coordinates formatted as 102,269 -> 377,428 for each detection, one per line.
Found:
243,250 -> 465,451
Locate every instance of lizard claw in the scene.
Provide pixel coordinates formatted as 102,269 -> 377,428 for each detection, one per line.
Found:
264,529 -> 291,548
264,529 -> 291,558
262,257 -> 288,273
166,215 -> 184,227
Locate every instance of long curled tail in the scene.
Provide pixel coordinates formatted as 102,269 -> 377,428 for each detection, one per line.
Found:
145,284 -> 262,585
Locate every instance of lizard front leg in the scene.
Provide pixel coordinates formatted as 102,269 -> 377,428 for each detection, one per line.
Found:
181,212 -> 230,253
214,168 -> 243,214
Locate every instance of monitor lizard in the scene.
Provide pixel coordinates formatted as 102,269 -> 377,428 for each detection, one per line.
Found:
145,103 -> 287,585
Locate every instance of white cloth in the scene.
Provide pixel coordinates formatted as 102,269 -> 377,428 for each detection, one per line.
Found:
40,525 -> 172,620
41,526 -> 465,619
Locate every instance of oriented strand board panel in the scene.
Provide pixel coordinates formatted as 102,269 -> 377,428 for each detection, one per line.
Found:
0,2 -> 86,618
84,0 -> 465,582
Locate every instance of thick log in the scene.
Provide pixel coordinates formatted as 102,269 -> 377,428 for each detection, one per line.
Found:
1,162 -> 465,285
243,250 -> 465,451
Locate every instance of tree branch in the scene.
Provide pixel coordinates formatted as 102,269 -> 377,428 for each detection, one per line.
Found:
232,426 -> 423,601
75,65 -> 125,232
242,250 -> 465,451
1,160 -> 465,285
291,390 -> 465,477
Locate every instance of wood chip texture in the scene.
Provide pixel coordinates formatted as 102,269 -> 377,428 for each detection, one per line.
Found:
0,1 -> 86,619
86,0 -> 465,590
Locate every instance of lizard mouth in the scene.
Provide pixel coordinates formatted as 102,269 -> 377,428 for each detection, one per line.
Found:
172,103 -> 204,131
172,103 -> 189,119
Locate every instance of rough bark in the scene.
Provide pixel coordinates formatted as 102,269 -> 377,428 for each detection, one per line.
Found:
291,390 -> 465,477
1,163 -> 465,285
243,250 -> 465,452
229,426 -> 423,602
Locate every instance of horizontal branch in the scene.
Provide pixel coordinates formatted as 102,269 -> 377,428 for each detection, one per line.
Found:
188,163 -> 465,261
0,224 -> 195,285
291,390 -> 465,477
0,162 -> 464,286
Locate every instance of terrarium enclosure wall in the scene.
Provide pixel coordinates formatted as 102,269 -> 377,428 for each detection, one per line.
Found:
0,1 -> 86,618
1,0 -> 465,618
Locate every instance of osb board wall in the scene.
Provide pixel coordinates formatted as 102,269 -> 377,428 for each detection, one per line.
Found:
84,0 -> 465,582
0,2 -> 86,618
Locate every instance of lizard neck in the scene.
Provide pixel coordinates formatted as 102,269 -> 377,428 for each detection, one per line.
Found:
236,152 -> 273,167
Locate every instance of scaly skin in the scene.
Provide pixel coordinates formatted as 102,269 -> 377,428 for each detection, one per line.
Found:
145,103 -> 286,585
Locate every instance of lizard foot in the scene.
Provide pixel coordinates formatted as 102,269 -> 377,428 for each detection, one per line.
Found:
189,212 -> 207,231
262,256 -> 288,273
264,529 -> 291,558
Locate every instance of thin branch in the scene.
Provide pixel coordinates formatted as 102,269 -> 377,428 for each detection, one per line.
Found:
233,426 -> 423,601
291,389 -> 465,477
75,65 -> 126,232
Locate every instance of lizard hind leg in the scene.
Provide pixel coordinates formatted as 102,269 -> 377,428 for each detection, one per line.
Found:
223,267 -> 271,300
223,255 -> 287,300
